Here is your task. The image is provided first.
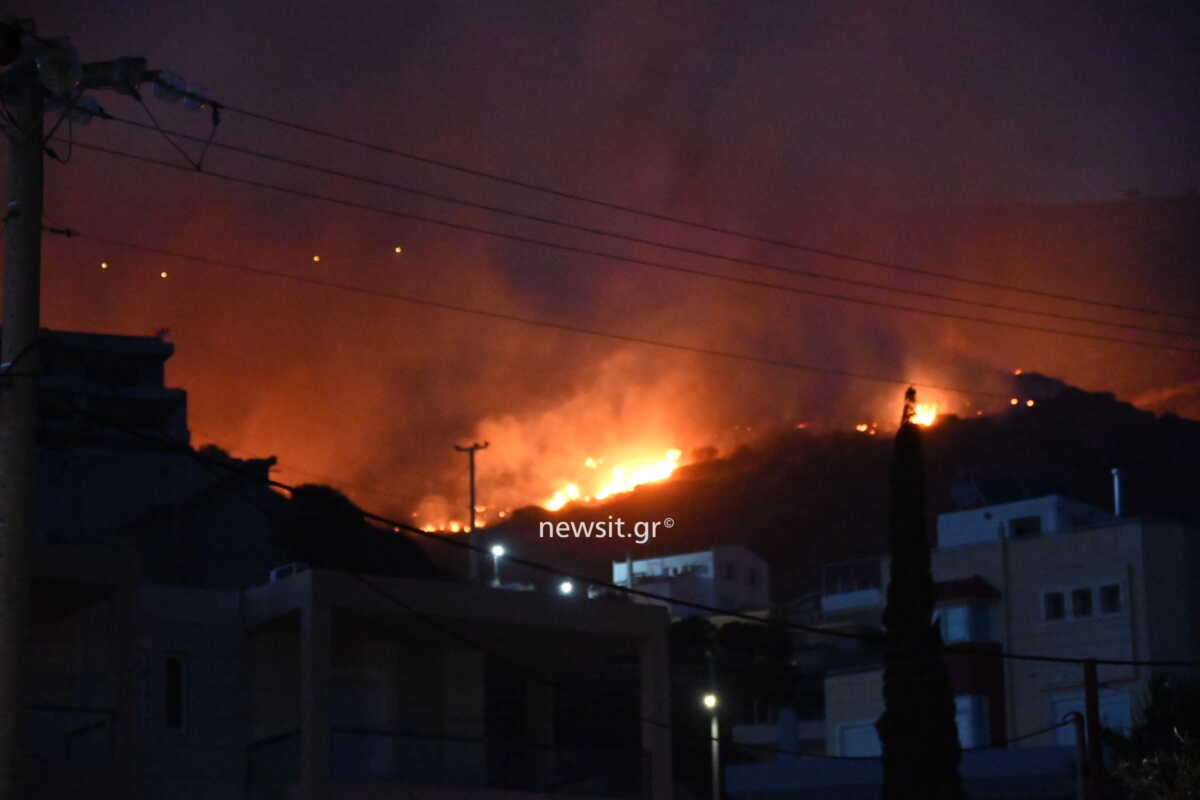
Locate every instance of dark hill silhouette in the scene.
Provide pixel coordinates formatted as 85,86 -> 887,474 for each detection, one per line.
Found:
274,484 -> 449,581
477,374 -> 1200,600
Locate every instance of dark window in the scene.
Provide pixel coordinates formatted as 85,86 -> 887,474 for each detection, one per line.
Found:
165,655 -> 185,730
1100,584 -> 1122,614
747,568 -> 758,587
1072,588 -> 1093,618
1009,516 -> 1043,538
722,564 -> 735,580
1044,592 -> 1065,620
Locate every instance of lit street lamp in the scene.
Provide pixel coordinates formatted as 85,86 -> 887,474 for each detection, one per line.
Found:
558,579 -> 574,595
490,544 -> 505,587
702,693 -> 720,800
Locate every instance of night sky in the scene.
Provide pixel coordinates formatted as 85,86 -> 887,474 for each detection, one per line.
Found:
5,0 -> 1199,522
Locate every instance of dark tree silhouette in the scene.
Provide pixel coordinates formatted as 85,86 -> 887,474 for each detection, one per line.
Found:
272,484 -> 447,580
877,388 -> 965,800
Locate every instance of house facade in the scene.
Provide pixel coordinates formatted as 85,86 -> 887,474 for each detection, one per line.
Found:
610,546 -> 769,619
824,495 -> 1200,757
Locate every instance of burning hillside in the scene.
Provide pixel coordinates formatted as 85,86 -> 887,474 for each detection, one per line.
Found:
470,373 -> 1200,599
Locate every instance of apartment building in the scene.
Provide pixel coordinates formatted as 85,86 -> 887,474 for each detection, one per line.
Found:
610,546 -> 769,619
823,494 -> 1200,757
19,329 -> 673,799
23,554 -> 673,800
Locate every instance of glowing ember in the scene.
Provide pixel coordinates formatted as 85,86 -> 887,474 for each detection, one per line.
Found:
911,403 -> 939,427
543,448 -> 682,511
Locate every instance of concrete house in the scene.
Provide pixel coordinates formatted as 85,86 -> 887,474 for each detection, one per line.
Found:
610,546 -> 769,619
20,330 -> 674,800
822,494 -> 1200,756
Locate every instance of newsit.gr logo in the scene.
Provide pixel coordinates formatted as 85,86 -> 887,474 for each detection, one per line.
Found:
538,515 -> 674,545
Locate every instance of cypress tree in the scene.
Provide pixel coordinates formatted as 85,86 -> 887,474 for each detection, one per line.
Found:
877,388 -> 965,800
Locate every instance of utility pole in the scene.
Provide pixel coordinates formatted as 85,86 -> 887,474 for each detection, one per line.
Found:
1,22 -> 203,794
0,25 -> 43,794
454,441 -> 488,582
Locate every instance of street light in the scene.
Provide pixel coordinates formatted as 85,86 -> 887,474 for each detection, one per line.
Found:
702,693 -> 720,800
490,544 -> 505,587
558,579 -> 575,596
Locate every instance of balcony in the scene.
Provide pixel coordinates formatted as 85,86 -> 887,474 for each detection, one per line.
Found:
246,729 -> 648,799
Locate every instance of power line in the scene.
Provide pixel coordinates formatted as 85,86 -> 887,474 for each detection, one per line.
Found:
45,226 -> 1014,399
208,97 -> 1200,324
59,140 -> 1200,356
100,114 -> 1200,342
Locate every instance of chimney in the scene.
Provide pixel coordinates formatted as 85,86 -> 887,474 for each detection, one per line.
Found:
1111,468 -> 1122,517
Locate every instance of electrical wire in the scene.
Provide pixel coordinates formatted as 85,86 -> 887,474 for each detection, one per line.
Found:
205,96 -> 1200,324
98,114 -> 1200,342
52,140 -> 1200,356
43,225 -> 1016,399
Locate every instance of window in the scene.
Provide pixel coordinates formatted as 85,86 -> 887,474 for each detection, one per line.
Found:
722,563 -> 735,580
1072,588 -> 1093,618
1044,591 -> 1065,620
938,604 -> 991,643
165,655 -> 186,730
954,695 -> 990,749
1009,515 -> 1042,538
746,567 -> 758,587
1100,584 -> 1122,614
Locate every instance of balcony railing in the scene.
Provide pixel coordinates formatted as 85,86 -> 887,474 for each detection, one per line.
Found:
246,728 -> 650,798
331,728 -> 649,798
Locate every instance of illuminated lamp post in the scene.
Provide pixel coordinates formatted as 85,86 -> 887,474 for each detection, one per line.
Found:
490,544 -> 505,588
703,692 -> 720,800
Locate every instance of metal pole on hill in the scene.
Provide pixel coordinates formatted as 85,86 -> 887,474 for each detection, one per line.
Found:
455,441 -> 489,582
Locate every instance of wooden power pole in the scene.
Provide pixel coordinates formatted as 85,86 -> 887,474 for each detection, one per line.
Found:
0,32 -> 43,794
1,23 -> 200,793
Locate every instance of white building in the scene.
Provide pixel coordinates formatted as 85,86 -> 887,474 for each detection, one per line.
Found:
610,545 -> 769,619
823,495 -> 1200,758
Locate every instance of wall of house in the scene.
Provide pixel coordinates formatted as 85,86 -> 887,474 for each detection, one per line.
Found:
138,585 -> 249,800
1139,522 -> 1200,672
824,669 -> 884,756
1000,521 -> 1145,746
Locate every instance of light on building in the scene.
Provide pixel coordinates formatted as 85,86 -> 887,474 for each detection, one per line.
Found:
394,246 -> 404,254
1026,399 -> 1035,407
312,255 -> 320,262
491,544 -> 505,558
558,580 -> 574,595
100,261 -> 108,269
702,693 -> 718,710
1010,397 -> 1019,406
160,271 -> 168,279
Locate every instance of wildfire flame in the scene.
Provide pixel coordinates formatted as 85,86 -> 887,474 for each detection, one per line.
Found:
911,403 -> 939,427
543,448 -> 683,511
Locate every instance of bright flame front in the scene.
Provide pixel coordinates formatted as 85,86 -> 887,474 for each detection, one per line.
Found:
543,448 -> 683,511
911,403 -> 939,427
